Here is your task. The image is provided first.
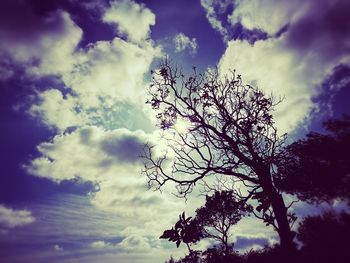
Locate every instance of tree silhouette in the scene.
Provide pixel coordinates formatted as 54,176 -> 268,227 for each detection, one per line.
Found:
195,190 -> 252,256
160,212 -> 203,260
142,60 -> 296,252
297,211 -> 350,263
276,116 -> 350,203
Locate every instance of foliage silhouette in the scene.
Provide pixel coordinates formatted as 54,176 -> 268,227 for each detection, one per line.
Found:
297,211 -> 350,263
276,115 -> 350,203
142,60 -> 296,251
195,190 -> 252,256
160,212 -> 203,259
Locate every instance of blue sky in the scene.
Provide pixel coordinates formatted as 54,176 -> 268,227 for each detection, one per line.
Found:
0,0 -> 349,262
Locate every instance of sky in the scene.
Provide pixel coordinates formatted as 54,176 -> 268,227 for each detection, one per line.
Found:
0,0 -> 349,262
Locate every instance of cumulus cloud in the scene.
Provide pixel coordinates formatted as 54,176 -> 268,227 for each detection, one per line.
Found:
28,89 -> 85,131
24,126 -> 187,246
5,0 -> 179,254
219,38 -> 315,133
228,0 -> 302,36
90,240 -> 114,249
24,28 -> 160,133
25,127 -> 147,182
173,33 -> 198,55
0,1 -> 82,76
0,204 -> 35,232
103,0 -> 155,43
0,0 -> 160,133
118,235 -> 151,252
211,0 -> 350,133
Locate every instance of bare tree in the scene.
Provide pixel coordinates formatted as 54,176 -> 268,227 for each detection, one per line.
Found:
142,60 -> 296,252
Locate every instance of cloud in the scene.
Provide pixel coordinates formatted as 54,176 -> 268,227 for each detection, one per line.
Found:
285,0 -> 350,66
219,38 -> 315,133
311,64 -> 350,119
28,89 -> 85,131
25,125 -> 185,225
0,0 -> 160,133
53,244 -> 63,251
0,204 -> 35,231
100,133 -> 144,163
0,1 -> 82,76
200,0 -> 233,41
25,127 -> 147,182
103,0 -> 155,43
216,0 -> 350,133
234,235 -> 270,250
90,240 -> 114,249
27,28 -> 160,132
200,0 -> 269,43
118,235 -> 151,252
173,33 -> 198,55
228,0 -> 302,36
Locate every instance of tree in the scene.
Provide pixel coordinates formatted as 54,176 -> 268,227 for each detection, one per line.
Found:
276,116 -> 350,203
142,60 -> 296,252
160,212 -> 203,260
297,211 -> 350,263
195,190 -> 252,256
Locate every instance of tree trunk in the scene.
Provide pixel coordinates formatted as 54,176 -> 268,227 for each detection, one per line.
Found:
223,234 -> 229,257
268,187 -> 295,251
257,166 -> 296,253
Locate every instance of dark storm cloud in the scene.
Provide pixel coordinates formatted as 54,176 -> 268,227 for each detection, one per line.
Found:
234,236 -> 270,250
286,0 -> 350,62
100,134 -> 143,163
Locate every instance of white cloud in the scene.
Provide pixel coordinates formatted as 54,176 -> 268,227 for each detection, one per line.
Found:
24,126 -> 188,250
200,0 -> 232,40
29,11 -> 83,76
63,38 -> 160,108
218,38 -> 318,134
228,0 -> 304,35
0,10 -> 82,76
90,240 -> 114,249
25,127 -> 147,182
173,33 -> 198,55
29,28 -> 161,132
53,244 -> 63,251
0,1 -> 161,133
28,89 -> 85,131
103,0 -> 155,43
217,0 -> 350,133
0,204 -> 35,230
118,235 -> 151,252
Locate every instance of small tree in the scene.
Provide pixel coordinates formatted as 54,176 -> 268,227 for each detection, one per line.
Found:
160,212 -> 203,260
142,60 -> 296,252
195,190 -> 252,256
